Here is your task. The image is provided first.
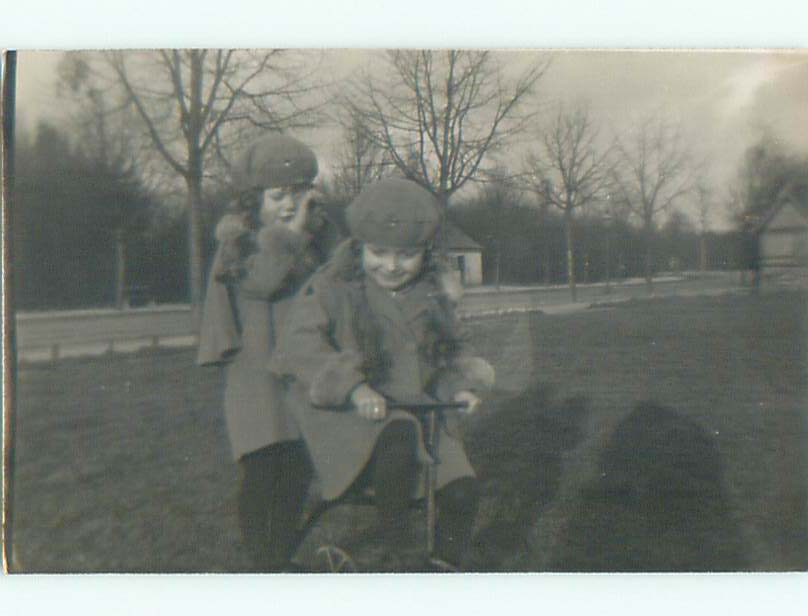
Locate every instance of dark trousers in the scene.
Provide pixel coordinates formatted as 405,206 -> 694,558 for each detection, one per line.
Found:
237,440 -> 312,571
366,420 -> 480,565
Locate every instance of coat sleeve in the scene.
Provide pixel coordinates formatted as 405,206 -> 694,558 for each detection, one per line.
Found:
427,301 -> 496,400
196,246 -> 242,366
431,356 -> 496,401
239,226 -> 312,300
270,277 -> 366,407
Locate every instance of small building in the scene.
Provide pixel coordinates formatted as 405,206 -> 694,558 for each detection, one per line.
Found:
758,186 -> 808,273
443,224 -> 483,286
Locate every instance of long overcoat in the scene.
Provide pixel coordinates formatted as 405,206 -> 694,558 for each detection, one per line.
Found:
271,240 -> 490,501
197,224 -> 323,460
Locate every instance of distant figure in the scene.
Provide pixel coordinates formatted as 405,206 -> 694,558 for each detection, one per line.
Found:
197,134 -> 336,572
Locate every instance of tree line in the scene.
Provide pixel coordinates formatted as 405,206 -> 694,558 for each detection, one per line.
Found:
12,123 -> 190,309
12,50 -> 806,311
12,119 -> 750,310
449,186 -> 744,287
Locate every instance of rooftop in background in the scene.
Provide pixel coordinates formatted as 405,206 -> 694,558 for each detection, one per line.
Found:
757,181 -> 808,231
443,223 -> 482,251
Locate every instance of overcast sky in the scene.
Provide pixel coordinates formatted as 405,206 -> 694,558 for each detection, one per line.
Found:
14,49 -> 808,229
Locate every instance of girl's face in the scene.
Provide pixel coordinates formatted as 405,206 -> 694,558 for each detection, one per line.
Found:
259,186 -> 309,227
362,243 -> 426,291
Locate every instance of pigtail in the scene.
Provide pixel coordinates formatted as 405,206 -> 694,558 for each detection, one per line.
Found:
417,283 -> 463,368
354,292 -> 393,387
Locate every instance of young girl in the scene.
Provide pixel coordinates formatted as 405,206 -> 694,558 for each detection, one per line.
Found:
197,134 -> 334,572
271,177 -> 494,570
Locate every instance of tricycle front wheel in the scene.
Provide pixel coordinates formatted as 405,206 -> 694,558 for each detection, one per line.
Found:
313,545 -> 358,573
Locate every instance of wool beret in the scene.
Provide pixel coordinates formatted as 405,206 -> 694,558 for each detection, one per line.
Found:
346,178 -> 441,247
235,134 -> 318,191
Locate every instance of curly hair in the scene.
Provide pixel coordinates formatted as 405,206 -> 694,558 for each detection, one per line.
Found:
331,240 -> 462,386
231,189 -> 264,231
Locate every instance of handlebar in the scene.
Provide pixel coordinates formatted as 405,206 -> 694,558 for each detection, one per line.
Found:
313,401 -> 469,413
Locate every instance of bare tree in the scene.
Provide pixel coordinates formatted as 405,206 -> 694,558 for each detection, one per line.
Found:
523,104 -> 612,301
611,116 -> 692,291
63,50 -> 322,323
348,50 -> 548,231
330,110 -> 393,202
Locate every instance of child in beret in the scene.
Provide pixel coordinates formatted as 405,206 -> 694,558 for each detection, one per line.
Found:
198,134 -> 335,572
272,177 -> 494,570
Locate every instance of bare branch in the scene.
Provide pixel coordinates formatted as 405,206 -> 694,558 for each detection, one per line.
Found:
106,51 -> 187,176
348,50 -> 548,204
610,115 -> 693,227
523,103 -> 611,218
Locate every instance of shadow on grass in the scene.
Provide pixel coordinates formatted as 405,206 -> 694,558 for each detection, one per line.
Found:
462,384 -> 590,571
549,401 -> 748,571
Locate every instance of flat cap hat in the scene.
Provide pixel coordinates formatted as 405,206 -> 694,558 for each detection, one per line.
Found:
235,134 -> 318,191
346,178 -> 441,247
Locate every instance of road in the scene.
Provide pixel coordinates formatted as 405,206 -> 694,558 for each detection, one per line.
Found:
14,272 -> 744,361
460,272 -> 741,315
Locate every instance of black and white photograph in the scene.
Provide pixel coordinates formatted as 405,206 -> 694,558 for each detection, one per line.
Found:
3,41 -> 808,583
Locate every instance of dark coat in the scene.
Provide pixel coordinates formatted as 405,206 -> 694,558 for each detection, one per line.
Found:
197,223 -> 325,460
271,240 -> 491,501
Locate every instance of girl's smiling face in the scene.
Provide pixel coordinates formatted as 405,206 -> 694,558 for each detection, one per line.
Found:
362,243 -> 426,291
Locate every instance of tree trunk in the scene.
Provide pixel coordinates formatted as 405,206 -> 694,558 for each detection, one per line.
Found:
700,233 -> 708,271
644,217 -> 654,293
495,239 -> 501,290
186,174 -> 204,329
564,210 -> 577,302
114,228 -> 125,309
436,191 -> 450,256
187,50 -> 205,330
541,202 -> 551,286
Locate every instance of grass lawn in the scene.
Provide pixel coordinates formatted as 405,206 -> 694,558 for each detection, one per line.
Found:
8,290 -> 807,572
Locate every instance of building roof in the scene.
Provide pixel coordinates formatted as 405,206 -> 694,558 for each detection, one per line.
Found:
443,223 -> 483,251
759,183 -> 808,233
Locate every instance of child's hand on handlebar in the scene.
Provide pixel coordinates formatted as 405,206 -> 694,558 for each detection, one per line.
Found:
453,390 -> 481,414
350,384 -> 388,422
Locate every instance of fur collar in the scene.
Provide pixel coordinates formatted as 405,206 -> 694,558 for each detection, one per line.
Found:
214,213 -> 248,243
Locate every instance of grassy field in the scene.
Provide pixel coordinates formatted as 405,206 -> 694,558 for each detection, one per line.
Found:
9,290 -> 807,572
